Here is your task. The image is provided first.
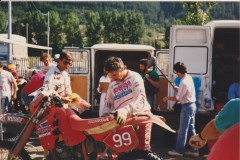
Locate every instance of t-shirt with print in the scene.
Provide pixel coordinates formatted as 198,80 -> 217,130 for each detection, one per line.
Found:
43,66 -> 72,97
0,70 -> 15,98
103,70 -> 150,114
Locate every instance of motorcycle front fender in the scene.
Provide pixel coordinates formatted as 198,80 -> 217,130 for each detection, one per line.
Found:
0,113 -> 29,125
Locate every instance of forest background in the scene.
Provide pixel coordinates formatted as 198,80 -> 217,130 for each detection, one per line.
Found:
0,1 -> 239,55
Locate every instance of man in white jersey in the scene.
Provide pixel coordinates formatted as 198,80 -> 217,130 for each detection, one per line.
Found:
43,51 -> 72,103
0,62 -> 17,113
162,62 -> 198,157
103,56 -> 152,150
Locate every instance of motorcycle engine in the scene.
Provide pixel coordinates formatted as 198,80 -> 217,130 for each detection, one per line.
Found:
48,141 -> 83,160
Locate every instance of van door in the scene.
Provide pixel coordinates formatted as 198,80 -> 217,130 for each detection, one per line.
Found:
67,49 -> 91,102
168,25 -> 211,110
155,49 -> 170,111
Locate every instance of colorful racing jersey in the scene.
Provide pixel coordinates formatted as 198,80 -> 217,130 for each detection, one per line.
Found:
43,66 -> 72,97
103,70 -> 150,114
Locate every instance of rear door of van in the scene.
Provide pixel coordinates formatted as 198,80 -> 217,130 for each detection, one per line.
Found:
67,49 -> 91,102
168,25 -> 211,110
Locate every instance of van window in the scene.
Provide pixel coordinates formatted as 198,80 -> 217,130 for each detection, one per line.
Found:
62,48 -> 90,74
173,46 -> 208,75
156,51 -> 169,76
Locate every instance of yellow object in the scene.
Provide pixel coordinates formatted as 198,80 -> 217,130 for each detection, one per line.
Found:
7,64 -> 16,69
68,93 -> 81,106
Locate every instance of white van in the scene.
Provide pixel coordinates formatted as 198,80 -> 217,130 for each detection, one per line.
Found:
164,20 -> 240,112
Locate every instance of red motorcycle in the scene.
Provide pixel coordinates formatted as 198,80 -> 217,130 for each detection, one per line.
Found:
0,90 -> 175,160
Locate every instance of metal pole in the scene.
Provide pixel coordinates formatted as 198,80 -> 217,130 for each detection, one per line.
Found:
8,0 -> 12,63
47,11 -> 50,54
155,65 -> 176,89
0,98 -> 3,141
26,23 -> 28,43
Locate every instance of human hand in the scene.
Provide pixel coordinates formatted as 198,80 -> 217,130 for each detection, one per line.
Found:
61,96 -> 72,104
162,97 -> 168,103
189,134 -> 207,149
12,93 -> 17,100
145,74 -> 150,80
114,107 -> 128,125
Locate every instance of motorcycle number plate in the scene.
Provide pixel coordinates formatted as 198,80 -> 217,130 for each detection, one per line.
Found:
103,125 -> 139,152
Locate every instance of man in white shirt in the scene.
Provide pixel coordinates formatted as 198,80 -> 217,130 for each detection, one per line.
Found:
43,51 -> 73,103
162,62 -> 198,157
0,62 -> 17,113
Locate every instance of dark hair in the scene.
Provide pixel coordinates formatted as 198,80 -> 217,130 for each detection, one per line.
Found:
104,56 -> 125,72
174,62 -> 187,74
0,62 -> 3,68
59,51 -> 73,61
139,58 -> 149,67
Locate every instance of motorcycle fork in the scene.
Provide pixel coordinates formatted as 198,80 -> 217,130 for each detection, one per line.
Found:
10,106 -> 45,158
81,141 -> 88,160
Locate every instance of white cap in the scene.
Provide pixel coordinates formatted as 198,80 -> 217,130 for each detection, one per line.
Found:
54,54 -> 60,60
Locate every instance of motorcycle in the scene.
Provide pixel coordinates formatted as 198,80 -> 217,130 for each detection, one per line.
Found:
0,89 -> 175,160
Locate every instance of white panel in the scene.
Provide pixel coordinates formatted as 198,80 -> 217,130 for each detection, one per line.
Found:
176,29 -> 207,44
174,47 -> 208,74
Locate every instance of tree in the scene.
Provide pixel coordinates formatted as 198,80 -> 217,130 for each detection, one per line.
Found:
63,12 -> 82,47
85,11 -> 102,46
101,10 -> 145,44
175,2 -> 216,25
49,11 -> 66,53
0,11 -> 7,33
127,11 -> 145,44
101,10 -> 121,43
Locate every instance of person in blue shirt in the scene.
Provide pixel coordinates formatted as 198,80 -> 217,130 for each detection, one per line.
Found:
228,80 -> 240,100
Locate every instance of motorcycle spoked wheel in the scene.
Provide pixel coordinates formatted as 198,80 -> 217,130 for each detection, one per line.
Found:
3,132 -> 19,142
0,141 -> 31,160
118,150 -> 163,160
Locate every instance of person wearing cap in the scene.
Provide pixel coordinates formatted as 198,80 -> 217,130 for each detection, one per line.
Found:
7,63 -> 19,79
54,54 -> 60,63
43,51 -> 73,103
0,62 -> 18,113
21,69 -> 44,107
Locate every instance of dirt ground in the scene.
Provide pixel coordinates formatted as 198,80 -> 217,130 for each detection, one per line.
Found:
26,133 -> 207,160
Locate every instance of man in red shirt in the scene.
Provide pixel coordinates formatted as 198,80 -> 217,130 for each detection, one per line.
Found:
21,70 -> 44,106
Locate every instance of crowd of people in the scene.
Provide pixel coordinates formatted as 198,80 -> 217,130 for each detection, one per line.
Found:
0,52 -> 239,159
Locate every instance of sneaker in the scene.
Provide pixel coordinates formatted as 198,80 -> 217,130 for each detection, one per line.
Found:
168,150 -> 183,157
184,151 -> 199,157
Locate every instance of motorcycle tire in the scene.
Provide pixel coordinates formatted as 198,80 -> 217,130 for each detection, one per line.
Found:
0,141 -> 31,160
118,150 -> 163,160
3,132 -> 19,142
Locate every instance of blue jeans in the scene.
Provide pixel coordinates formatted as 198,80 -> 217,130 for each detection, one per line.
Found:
0,97 -> 10,114
175,102 -> 198,153
147,94 -> 154,108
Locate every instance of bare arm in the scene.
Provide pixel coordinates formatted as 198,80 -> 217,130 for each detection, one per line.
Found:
189,119 -> 221,149
11,79 -> 18,100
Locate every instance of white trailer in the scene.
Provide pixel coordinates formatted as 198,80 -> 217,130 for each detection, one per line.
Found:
0,34 -> 28,64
